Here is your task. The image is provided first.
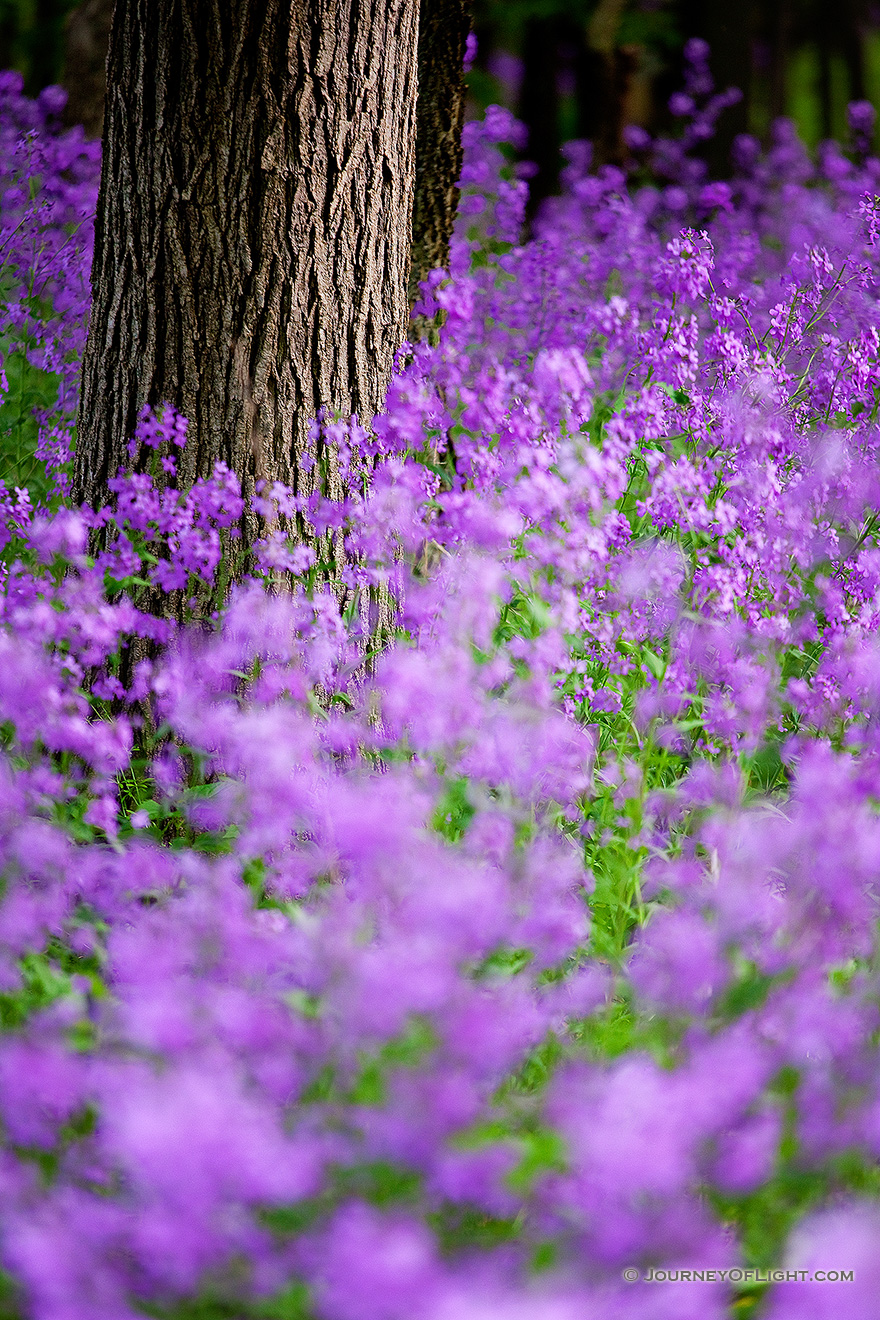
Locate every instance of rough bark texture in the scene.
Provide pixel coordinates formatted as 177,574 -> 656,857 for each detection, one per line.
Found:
61,0 -> 114,139
408,0 -> 470,309
73,0 -> 421,578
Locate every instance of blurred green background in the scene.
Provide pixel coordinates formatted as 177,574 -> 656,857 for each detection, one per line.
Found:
469,0 -> 880,209
468,0 -> 880,145
0,0 -> 78,96
4,1 -> 880,200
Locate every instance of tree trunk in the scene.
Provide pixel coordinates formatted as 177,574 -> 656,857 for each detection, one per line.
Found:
768,0 -> 791,123
408,0 -> 471,312
61,0 -> 114,138
519,14 -> 562,225
59,0 -> 472,271
841,0 -> 867,105
817,7 -> 833,141
73,0 -> 422,586
584,0 -> 625,167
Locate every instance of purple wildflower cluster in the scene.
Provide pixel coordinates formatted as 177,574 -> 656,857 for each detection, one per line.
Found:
0,72 -> 96,505
4,56 -> 880,1320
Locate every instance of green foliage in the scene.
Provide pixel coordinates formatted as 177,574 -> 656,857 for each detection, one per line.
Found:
0,345 -> 65,507
141,1280 -> 316,1320
0,0 -> 80,95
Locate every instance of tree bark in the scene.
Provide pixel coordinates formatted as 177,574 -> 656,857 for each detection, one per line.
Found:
61,0 -> 114,138
73,0 -> 422,584
408,0 -> 471,310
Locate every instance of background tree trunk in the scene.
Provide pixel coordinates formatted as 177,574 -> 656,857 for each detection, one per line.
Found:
519,13 -> 563,224
61,0 -> 113,138
408,0 -> 471,311
73,0 -> 421,584
58,0 -> 472,300
0,0 -> 18,75
768,0 -> 792,123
